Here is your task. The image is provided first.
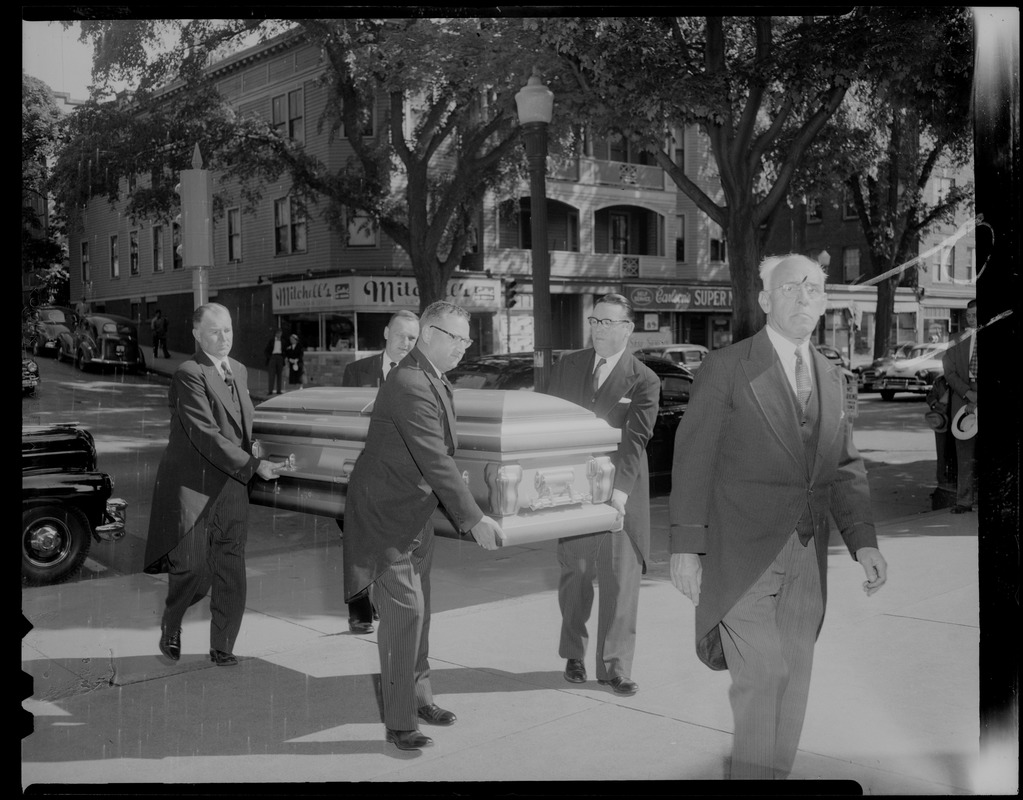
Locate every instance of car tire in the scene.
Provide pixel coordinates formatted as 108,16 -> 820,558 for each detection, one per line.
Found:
879,390 -> 896,401
22,504 -> 92,586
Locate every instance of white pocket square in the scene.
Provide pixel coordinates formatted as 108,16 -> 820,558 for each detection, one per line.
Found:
618,398 -> 632,404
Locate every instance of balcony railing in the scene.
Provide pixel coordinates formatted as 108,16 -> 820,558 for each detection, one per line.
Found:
548,157 -> 666,191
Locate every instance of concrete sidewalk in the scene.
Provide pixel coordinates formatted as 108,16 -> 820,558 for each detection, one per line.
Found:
22,503 -> 991,791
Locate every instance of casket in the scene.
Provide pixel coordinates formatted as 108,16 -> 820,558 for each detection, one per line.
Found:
249,387 -> 621,547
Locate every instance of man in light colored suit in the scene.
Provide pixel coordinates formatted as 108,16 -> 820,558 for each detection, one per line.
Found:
342,301 -> 504,751
669,254 -> 888,780
144,303 -> 284,666
545,293 -> 660,696
340,309 -> 420,633
942,298 -> 977,513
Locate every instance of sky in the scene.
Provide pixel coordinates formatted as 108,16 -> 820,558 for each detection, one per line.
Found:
22,20 -> 97,100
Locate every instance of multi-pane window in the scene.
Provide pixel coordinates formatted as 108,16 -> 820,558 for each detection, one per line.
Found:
110,235 -> 120,278
842,188 -> 858,219
806,198 -> 823,223
153,225 -> 164,272
842,247 -> 861,282
675,214 -> 686,262
227,207 -> 242,262
172,222 -> 183,270
81,241 -> 90,283
129,231 -> 139,275
274,197 -> 308,255
346,209 -> 377,247
709,221 -> 727,263
272,89 -> 304,142
937,246 -> 956,282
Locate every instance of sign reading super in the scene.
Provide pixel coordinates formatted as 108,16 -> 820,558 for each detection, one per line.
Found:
627,284 -> 733,312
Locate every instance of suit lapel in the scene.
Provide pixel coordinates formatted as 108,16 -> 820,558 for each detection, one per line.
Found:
411,349 -> 458,449
811,348 -> 842,482
593,352 -> 633,418
198,353 -> 244,431
743,330 -> 805,470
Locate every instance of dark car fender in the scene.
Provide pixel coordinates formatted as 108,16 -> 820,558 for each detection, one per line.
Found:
22,471 -> 115,541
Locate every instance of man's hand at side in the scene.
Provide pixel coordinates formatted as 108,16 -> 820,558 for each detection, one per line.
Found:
855,546 -> 888,596
670,553 -> 702,606
470,516 -> 505,550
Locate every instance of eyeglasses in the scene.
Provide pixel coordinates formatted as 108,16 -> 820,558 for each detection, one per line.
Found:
587,316 -> 632,329
772,281 -> 826,299
430,325 -> 473,347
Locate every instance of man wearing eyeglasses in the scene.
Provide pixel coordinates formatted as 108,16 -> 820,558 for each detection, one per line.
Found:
545,293 -> 660,697
340,309 -> 421,634
668,254 -> 887,780
342,301 -> 504,751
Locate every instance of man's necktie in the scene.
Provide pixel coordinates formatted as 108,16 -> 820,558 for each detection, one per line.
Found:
795,348 -> 811,413
222,363 -> 236,399
592,357 -> 607,394
390,361 -> 397,370
969,336 -> 977,380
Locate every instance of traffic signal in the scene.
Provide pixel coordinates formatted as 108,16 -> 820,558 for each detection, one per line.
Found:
504,279 -> 518,308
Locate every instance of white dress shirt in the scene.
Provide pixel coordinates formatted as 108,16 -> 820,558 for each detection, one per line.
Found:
764,325 -> 813,398
593,346 -> 627,390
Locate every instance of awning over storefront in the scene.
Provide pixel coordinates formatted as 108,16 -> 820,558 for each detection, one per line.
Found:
270,275 -> 501,314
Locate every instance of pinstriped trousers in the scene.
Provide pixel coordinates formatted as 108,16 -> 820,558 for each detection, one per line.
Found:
718,531 -> 823,780
162,485 -> 249,654
374,522 -> 436,730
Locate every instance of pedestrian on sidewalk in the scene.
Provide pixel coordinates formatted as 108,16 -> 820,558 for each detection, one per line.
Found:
341,301 -> 504,751
285,333 -> 305,389
942,298 -> 977,513
669,254 -> 888,781
150,309 -> 170,359
143,303 -> 286,667
544,293 -> 659,697
339,309 -> 421,634
264,328 -> 286,394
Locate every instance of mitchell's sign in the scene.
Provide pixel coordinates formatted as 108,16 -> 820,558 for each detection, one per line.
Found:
272,276 -> 500,313
627,284 -> 733,312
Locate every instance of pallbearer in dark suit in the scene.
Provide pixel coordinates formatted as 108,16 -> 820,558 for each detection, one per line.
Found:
340,309 -> 420,633
545,293 -> 660,697
343,301 -> 504,751
942,298 -> 977,513
669,255 -> 888,780
144,303 -> 285,666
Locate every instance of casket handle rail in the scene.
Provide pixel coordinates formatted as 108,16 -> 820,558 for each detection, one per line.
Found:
529,467 -> 581,511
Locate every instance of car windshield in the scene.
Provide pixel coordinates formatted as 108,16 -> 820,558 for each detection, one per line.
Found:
660,375 -> 692,402
41,309 -> 68,323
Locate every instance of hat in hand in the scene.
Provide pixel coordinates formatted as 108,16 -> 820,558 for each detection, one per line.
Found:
924,409 -> 948,433
951,405 -> 977,440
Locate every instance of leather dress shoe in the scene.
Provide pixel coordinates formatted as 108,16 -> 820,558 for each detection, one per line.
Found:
386,728 -> 434,750
564,658 -> 586,683
209,648 -> 239,667
349,618 -> 374,634
598,676 -> 639,696
417,703 -> 457,726
950,505 -> 973,514
159,626 -> 181,661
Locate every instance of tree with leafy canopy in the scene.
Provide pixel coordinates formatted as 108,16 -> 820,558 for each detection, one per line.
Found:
789,7 -> 974,358
23,72 -> 68,306
49,18 -> 564,310
538,11 -> 964,342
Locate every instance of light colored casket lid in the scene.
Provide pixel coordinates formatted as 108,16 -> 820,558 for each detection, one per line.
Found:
253,387 -> 620,454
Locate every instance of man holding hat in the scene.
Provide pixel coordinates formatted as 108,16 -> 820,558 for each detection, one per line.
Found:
942,299 -> 978,513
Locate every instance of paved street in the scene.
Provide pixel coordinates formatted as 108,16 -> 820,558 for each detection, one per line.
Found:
21,352 -> 1011,793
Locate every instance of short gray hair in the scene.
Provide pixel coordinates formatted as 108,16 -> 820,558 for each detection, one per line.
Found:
388,309 -> 420,326
420,301 -> 469,328
758,254 -> 827,291
193,302 -> 231,327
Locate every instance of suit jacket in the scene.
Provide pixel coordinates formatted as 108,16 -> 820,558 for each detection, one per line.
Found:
342,347 -> 485,601
144,351 -> 260,569
669,328 -> 877,668
546,348 -> 660,562
942,333 -> 975,418
342,352 -> 386,388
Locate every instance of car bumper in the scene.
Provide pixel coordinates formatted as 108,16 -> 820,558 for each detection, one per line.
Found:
95,497 -> 128,541
878,377 -> 930,393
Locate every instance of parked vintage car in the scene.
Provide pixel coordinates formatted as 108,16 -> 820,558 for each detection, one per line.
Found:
58,313 -> 147,374
634,343 -> 710,372
250,388 -> 622,547
24,305 -> 77,358
855,342 -> 915,392
816,344 -> 851,370
876,342 -> 949,401
22,424 -> 127,585
22,356 -> 41,396
445,351 -> 694,481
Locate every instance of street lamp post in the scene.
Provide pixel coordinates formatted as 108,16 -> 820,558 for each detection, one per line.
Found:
515,69 -> 554,393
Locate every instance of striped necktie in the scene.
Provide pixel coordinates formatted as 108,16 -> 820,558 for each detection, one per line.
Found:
968,336 -> 977,380
592,357 -> 607,394
222,362 -> 236,399
795,348 -> 811,413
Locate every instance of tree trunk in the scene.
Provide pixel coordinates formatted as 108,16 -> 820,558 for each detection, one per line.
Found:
872,272 -> 900,358
728,206 -> 766,343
